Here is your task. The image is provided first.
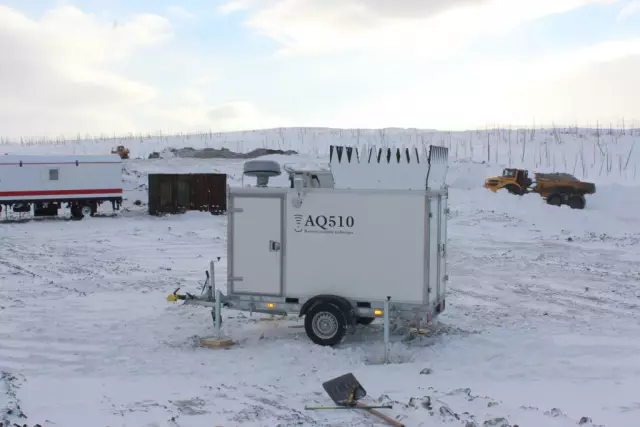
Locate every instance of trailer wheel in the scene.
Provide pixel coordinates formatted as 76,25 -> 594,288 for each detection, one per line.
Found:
80,205 -> 93,217
70,204 -> 93,219
304,302 -> 348,347
568,195 -> 585,210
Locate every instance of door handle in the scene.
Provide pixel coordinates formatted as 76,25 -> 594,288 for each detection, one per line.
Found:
269,240 -> 281,252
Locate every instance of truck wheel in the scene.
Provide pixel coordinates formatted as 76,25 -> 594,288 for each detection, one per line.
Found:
80,205 -> 93,217
568,195 -> 585,209
304,302 -> 348,347
505,184 -> 522,195
546,194 -> 562,206
357,317 -> 375,325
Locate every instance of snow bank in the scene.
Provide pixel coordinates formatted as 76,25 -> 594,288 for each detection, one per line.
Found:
448,160 -> 494,190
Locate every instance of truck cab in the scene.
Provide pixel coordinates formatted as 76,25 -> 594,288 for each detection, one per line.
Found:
484,168 -> 532,194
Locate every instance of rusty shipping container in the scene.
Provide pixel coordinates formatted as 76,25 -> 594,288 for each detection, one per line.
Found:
148,173 -> 227,215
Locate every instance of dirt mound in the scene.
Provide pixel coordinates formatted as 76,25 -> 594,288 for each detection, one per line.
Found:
148,147 -> 298,160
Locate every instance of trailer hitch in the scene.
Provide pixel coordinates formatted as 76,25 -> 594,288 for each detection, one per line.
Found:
167,287 -> 186,302
167,266 -> 212,302
166,287 -> 204,302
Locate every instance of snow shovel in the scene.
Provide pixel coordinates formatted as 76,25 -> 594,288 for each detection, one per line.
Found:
305,373 -> 405,427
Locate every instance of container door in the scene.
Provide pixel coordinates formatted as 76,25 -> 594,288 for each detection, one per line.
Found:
207,174 -> 227,214
176,178 -> 189,210
427,197 -> 441,305
160,180 -> 172,211
438,195 -> 448,301
189,175 -> 202,211
229,195 -> 283,296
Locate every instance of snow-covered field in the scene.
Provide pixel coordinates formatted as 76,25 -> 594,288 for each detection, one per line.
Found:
2,127 -> 640,427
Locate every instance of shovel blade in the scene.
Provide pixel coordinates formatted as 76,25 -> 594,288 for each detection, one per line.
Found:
322,373 -> 367,404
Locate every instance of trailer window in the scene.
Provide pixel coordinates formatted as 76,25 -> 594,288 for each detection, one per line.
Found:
49,169 -> 59,180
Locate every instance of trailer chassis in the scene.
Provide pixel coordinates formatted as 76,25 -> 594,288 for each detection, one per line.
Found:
0,197 -> 122,220
168,260 -> 446,348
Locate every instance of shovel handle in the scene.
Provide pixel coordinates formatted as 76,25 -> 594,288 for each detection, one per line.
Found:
356,403 -> 404,427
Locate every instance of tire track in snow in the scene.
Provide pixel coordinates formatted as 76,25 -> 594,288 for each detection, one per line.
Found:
449,234 -> 640,328
0,334 -> 112,373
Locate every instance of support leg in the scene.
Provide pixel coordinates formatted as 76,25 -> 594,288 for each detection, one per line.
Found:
384,296 -> 390,364
215,288 -> 222,339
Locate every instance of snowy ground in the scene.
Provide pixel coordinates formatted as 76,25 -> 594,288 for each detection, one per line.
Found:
2,128 -> 640,426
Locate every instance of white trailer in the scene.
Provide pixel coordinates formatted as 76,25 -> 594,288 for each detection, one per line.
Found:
0,154 -> 123,219
170,144 -> 450,347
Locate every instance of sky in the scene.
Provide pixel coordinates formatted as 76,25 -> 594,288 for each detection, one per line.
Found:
2,0 -> 640,139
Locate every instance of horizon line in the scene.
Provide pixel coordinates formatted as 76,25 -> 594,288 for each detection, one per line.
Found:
3,121 -> 640,144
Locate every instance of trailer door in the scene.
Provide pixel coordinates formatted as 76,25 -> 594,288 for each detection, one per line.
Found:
427,197 -> 440,306
438,194 -> 448,302
229,194 -> 283,296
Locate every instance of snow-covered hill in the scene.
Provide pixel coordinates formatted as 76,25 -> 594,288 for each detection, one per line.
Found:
1,127 -> 639,427
3,126 -> 640,185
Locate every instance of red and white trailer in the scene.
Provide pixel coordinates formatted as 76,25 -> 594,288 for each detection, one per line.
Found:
0,154 -> 123,219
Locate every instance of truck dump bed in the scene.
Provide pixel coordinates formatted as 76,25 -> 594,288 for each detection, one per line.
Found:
533,172 -> 596,194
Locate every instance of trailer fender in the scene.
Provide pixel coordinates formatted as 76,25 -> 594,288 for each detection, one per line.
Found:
299,295 -> 355,321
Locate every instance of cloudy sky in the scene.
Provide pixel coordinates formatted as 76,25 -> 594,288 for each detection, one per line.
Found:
2,0 -> 640,138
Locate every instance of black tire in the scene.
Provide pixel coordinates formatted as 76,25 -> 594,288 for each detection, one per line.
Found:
546,194 -> 563,206
505,184 -> 522,195
357,317 -> 375,325
80,204 -> 93,218
304,302 -> 348,347
568,195 -> 585,209
70,206 -> 83,220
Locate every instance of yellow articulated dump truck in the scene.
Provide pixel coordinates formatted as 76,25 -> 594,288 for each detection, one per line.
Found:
111,145 -> 130,159
484,168 -> 596,210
